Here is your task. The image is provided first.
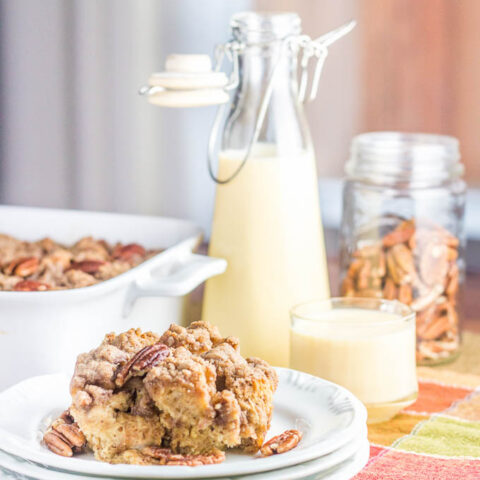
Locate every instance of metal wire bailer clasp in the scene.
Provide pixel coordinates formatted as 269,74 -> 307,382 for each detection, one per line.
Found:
207,20 -> 356,184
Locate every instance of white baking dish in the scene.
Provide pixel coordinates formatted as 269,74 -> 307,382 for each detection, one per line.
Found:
0,206 -> 226,390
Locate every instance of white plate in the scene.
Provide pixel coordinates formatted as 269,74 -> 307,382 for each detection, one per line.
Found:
0,437 -> 369,480
0,369 -> 367,478
304,440 -> 370,480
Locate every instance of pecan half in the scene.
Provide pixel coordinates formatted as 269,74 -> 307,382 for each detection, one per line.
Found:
43,431 -> 73,457
260,429 -> 303,456
383,277 -> 397,300
410,284 -> 443,312
419,241 -> 449,287
356,260 -> 372,290
112,243 -> 146,262
382,220 -> 415,247
346,258 -> 364,279
5,256 -> 39,277
43,410 -> 86,457
390,244 -> 415,275
13,280 -> 50,291
445,264 -> 459,303
398,284 -> 413,305
341,276 -> 355,296
54,423 -> 86,448
68,260 -> 106,274
417,312 -> 450,340
141,447 -> 226,466
115,343 -> 170,387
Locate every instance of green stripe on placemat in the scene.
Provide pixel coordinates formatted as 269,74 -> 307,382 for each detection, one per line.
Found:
395,416 -> 480,457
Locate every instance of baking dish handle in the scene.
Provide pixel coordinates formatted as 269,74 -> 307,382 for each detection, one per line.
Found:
123,253 -> 227,316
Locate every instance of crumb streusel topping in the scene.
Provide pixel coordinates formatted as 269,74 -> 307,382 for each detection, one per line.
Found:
68,321 -> 278,464
0,234 -> 159,291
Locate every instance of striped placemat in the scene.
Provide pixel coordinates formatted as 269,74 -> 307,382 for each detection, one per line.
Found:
354,366 -> 480,479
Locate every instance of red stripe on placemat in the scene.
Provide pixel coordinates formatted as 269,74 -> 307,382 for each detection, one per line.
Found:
369,445 -> 386,459
407,381 -> 473,414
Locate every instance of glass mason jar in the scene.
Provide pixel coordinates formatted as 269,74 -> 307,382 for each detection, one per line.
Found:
203,12 -> 331,366
340,132 -> 466,365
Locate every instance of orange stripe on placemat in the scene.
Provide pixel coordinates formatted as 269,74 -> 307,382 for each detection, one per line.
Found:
407,381 -> 473,414
368,413 -> 428,446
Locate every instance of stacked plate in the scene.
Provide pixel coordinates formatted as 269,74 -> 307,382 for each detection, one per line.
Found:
0,369 -> 368,480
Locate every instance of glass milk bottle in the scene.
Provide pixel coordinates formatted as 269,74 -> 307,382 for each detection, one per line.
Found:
203,13 -> 331,366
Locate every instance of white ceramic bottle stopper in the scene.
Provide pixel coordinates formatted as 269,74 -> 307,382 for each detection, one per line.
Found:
141,54 -> 229,108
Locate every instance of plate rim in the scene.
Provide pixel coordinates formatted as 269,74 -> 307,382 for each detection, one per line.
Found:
0,369 -> 367,479
0,435 -> 370,480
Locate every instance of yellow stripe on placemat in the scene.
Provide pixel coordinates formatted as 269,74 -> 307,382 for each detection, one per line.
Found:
417,366 -> 480,390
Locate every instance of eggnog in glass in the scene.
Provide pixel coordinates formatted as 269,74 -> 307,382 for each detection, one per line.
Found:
290,298 -> 417,423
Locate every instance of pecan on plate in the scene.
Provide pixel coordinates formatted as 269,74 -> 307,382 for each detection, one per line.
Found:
141,447 -> 226,466
260,429 -> 303,456
115,343 -> 170,387
43,410 -> 86,457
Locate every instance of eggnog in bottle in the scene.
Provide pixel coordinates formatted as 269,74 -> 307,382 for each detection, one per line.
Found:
203,144 -> 330,366
201,12 -> 341,365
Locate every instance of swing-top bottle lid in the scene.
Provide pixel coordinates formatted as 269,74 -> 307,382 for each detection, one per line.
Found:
148,54 -> 229,91
144,54 -> 229,108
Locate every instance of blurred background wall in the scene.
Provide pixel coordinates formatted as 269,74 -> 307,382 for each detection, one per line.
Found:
0,0 -> 479,247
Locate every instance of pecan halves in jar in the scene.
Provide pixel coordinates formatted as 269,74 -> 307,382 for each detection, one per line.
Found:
115,343 -> 170,387
341,218 -> 461,364
260,429 -> 303,456
141,447 -> 226,466
43,410 -> 86,457
382,220 -> 415,247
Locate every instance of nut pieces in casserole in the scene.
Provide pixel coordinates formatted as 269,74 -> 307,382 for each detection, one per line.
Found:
341,219 -> 461,363
43,322 -> 287,466
0,234 -> 159,291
